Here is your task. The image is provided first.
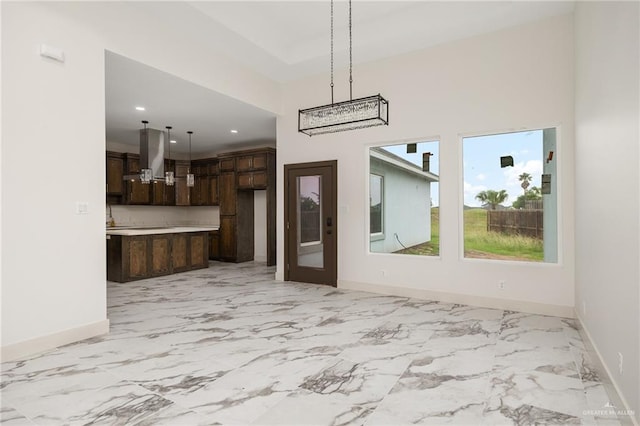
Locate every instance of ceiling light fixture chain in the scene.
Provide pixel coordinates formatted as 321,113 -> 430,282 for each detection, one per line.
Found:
140,120 -> 152,184
186,131 -> 195,187
298,0 -> 388,136
330,0 -> 334,104
165,126 -> 175,186
349,0 -> 353,101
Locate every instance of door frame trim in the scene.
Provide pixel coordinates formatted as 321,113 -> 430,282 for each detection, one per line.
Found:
284,160 -> 338,285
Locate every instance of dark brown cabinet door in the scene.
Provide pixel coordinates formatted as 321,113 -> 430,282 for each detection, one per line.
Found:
219,172 -> 237,215
219,216 -> 236,261
237,172 -> 253,189
252,154 -> 267,170
209,231 -> 220,260
190,234 -> 208,268
172,234 -> 189,272
150,235 -> 171,276
209,175 -> 219,205
175,161 -> 190,206
252,171 -> 268,189
126,236 -> 148,279
106,153 -> 124,195
152,181 -> 165,205
219,158 -> 235,172
197,176 -> 210,205
125,156 -> 151,205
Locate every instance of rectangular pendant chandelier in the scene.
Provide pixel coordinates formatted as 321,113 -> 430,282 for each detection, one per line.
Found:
298,94 -> 389,136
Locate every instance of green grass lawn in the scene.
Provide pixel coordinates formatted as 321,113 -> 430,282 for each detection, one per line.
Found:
464,208 -> 543,261
394,207 -> 543,261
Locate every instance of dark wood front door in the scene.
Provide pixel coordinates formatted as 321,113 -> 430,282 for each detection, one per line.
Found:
285,161 -> 337,286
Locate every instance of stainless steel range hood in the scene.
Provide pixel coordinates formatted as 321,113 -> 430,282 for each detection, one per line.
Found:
123,128 -> 165,181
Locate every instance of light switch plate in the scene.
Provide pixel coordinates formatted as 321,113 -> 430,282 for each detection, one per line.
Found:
76,202 -> 89,215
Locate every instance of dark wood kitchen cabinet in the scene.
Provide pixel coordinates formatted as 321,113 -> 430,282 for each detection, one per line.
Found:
106,152 -> 124,202
107,231 -> 210,282
209,230 -> 220,260
151,160 -> 176,206
190,159 -> 219,206
124,154 -> 151,205
150,234 -> 171,276
174,161 -> 191,206
171,233 -> 189,273
217,148 -> 274,264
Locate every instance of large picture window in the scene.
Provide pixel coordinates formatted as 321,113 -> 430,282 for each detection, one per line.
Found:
462,128 -> 558,263
369,141 -> 439,256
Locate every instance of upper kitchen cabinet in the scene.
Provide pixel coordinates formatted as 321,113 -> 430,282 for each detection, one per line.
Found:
151,159 -> 176,206
124,153 -> 151,205
235,149 -> 274,190
174,161 -> 191,206
190,158 -> 219,206
106,151 -> 124,204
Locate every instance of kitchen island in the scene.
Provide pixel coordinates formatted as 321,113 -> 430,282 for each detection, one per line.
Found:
106,226 -> 218,283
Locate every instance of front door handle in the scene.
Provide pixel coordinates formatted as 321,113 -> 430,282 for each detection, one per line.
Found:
326,217 -> 332,227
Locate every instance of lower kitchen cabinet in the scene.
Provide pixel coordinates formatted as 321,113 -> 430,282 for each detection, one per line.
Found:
219,216 -> 236,262
171,234 -> 189,273
209,230 -> 220,260
107,231 -> 209,282
190,233 -> 208,268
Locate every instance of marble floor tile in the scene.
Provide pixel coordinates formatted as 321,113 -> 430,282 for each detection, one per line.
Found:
1,262 -> 623,425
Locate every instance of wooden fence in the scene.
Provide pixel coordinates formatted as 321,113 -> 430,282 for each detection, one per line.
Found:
487,210 -> 543,239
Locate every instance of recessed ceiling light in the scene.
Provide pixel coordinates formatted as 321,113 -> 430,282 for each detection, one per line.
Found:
230,129 -> 238,134
135,106 -> 145,111
170,140 -> 177,144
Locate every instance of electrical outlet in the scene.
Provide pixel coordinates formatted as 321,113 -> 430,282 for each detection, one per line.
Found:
618,352 -> 623,375
381,270 -> 387,277
498,280 -> 506,290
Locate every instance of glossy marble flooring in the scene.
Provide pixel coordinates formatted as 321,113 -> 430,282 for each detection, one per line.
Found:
1,262 -> 621,425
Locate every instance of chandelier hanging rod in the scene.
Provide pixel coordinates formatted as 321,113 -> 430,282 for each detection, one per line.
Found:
298,0 -> 388,136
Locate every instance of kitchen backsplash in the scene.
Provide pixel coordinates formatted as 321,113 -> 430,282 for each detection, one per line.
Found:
109,205 -> 219,227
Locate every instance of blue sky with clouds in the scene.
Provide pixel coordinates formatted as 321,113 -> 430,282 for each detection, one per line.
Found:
376,129 -> 542,208
463,130 -> 542,207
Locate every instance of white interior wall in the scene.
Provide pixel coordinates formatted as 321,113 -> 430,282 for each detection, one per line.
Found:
1,1 -> 279,358
254,191 -> 268,262
277,14 -> 576,314
574,2 -> 639,420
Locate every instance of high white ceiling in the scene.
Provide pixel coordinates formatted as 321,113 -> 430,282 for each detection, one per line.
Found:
105,51 -> 276,155
105,1 -> 574,154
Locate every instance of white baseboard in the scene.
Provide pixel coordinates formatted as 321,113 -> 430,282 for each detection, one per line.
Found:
1,319 -> 110,363
574,313 -> 639,426
254,255 -> 268,262
338,280 -> 575,318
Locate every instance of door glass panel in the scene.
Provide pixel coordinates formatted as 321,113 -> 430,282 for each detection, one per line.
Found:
297,175 -> 324,268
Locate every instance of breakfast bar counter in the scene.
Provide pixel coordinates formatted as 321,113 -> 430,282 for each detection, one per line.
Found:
107,227 -> 218,283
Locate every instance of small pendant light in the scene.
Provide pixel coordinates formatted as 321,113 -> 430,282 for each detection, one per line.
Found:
186,131 -> 195,187
140,120 -> 153,184
165,126 -> 175,186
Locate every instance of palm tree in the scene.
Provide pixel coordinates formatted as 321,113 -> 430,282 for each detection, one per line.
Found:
518,172 -> 532,195
475,189 -> 509,210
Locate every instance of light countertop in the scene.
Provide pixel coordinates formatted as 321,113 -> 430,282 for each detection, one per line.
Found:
106,226 -> 219,236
